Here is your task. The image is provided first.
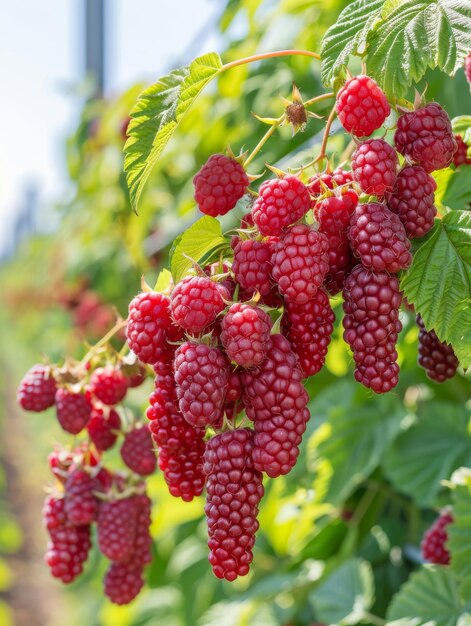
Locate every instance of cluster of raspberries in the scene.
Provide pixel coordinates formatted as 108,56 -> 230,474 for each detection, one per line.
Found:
43,446 -> 153,604
17,359 -> 157,604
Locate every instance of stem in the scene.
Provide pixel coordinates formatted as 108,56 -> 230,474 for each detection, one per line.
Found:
244,119 -> 283,168
316,104 -> 337,165
78,318 -> 126,367
303,92 -> 334,108
222,49 -> 320,72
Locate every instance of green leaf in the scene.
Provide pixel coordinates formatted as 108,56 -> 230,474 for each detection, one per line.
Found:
383,402 -> 471,506
452,116 -> 471,144
400,212 -> 471,368
311,395 -> 405,505
366,0 -> 471,99
449,470 -> 471,601
441,169 -> 471,211
169,216 -> 228,282
386,565 -> 463,626
154,268 -> 173,293
124,53 -> 222,210
320,0 -> 384,87
310,558 -> 375,625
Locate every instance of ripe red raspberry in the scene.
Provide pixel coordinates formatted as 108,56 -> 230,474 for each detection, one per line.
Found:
272,224 -> 329,304
394,103 -> 457,172
174,342 -> 229,427
231,238 -> 276,298
351,138 -> 398,196
126,291 -> 172,364
132,493 -> 153,565
453,135 -> 471,166
97,496 -> 139,561
204,428 -> 264,581
421,512 -> 453,565
55,389 -> 92,434
282,289 -> 335,377
193,154 -> 249,217
87,405 -> 121,451
466,52 -> 471,83
89,366 -> 128,405
251,176 -> 310,236
120,425 -> 157,476
64,469 -> 100,525
315,189 -> 358,294
170,276 -> 229,335
221,303 -> 271,368
386,165 -> 437,238
242,334 -> 310,477
44,497 -> 91,585
417,315 -> 458,382
17,364 -> 57,412
343,265 -> 402,393
104,561 -> 144,605
348,203 -> 411,273
308,167 -> 353,206
336,75 -> 390,137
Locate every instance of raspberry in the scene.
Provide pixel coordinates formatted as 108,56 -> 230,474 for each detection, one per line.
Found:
336,75 -> 390,137
272,224 -> 329,304
89,366 -> 128,405
104,561 -> 144,605
170,276 -> 229,336
308,167 -> 353,205
97,496 -> 139,561
242,334 -> 310,477
132,493 -> 153,565
43,494 -> 67,532
386,165 -> 437,238
394,103 -> 457,172
417,315 -> 458,382
231,238 -> 275,298
315,189 -> 358,294
221,303 -> 271,368
87,405 -> 121,451
126,291 -> 172,364
348,203 -> 411,273
204,428 -> 264,581
466,52 -> 471,84
421,512 -> 453,565
120,425 -> 157,476
453,135 -> 471,166
174,342 -> 229,427
251,176 -> 310,236
282,289 -> 335,377
343,265 -> 402,393
125,364 -> 147,388
204,262 -> 236,298
147,361 -> 206,501
64,469 -> 100,525
351,138 -> 398,196
45,518 -> 91,584
193,154 -> 249,217
17,364 -> 57,412
55,389 -> 92,434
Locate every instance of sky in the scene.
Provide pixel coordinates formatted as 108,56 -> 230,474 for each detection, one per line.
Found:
0,0 -> 220,255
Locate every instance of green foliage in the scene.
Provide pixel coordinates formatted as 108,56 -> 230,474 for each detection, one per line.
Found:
310,558 -> 375,624
383,402 -> 471,506
400,211 -> 471,367
124,53 -> 222,211
448,469 -> 471,600
386,566 -> 467,626
321,0 -> 471,99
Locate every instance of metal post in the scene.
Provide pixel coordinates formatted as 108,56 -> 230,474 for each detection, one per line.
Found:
85,0 -> 106,96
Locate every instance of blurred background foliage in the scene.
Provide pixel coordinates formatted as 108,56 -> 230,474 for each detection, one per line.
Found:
0,1 -> 470,625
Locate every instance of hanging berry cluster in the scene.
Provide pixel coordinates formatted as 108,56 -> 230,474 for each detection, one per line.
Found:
17,353 -> 156,604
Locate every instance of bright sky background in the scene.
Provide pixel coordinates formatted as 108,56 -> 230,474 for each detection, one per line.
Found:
0,0 -> 220,256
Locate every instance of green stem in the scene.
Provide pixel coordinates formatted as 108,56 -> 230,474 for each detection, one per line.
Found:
244,118 -> 283,167
363,612 -> 386,626
221,49 -> 320,72
78,319 -> 126,367
303,92 -> 334,108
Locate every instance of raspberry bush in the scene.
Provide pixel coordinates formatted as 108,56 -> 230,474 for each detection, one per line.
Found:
12,1 -> 471,623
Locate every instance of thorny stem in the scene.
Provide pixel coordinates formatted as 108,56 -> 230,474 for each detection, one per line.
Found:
244,118 -> 284,168
221,49 -> 321,72
303,92 -> 334,108
78,318 -> 127,368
